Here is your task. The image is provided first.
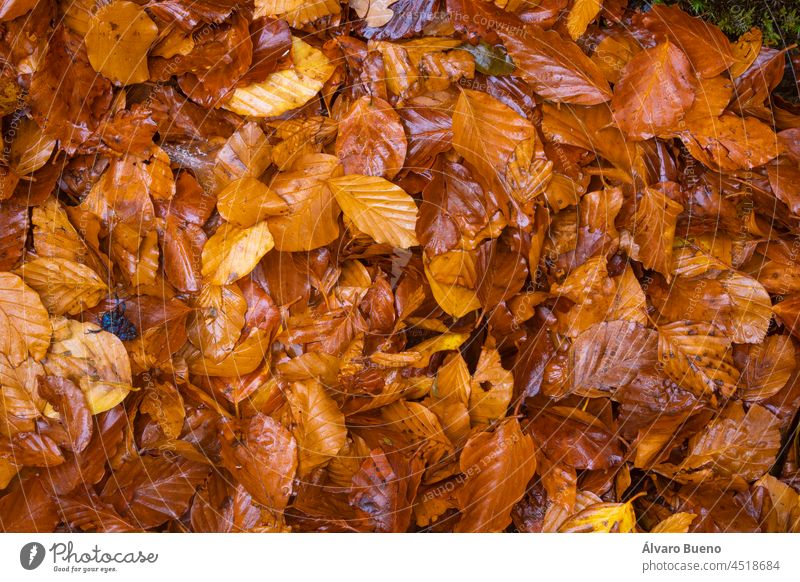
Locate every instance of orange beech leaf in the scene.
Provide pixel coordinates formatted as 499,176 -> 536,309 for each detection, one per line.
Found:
219,413 -> 298,511
666,402 -> 780,483
739,335 -> 797,401
267,154 -> 342,252
658,321 -> 740,402
455,418 -> 536,532
641,4 -> 735,78
336,95 -> 407,179
452,88 -> 539,198
498,26 -> 611,105
85,0 -> 158,85
201,221 -> 275,286
0,272 -> 51,366
624,186 -> 683,277
286,380 -> 347,477
611,41 -> 695,141
1,0 -> 798,534
37,376 -> 92,454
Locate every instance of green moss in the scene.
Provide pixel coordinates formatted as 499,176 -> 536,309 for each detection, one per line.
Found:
651,0 -> 800,46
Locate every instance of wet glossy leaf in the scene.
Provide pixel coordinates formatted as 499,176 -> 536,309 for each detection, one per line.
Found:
85,1 -> 158,85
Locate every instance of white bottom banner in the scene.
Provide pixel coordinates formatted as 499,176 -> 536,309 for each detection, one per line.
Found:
1,533 -> 798,581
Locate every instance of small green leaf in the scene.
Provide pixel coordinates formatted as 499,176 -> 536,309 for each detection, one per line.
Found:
459,42 -> 516,76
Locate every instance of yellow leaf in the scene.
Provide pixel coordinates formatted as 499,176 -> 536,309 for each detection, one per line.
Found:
426,353 -> 471,443
282,0 -> 342,28
286,380 -> 347,477
423,258 -> 480,318
566,0 -> 603,40
187,284 -> 247,364
754,474 -> 800,532
201,221 -> 274,285
253,0 -> 305,18
327,175 -> 419,249
186,328 -> 270,377
17,257 -> 107,316
0,272 -> 52,365
8,117 -> 55,176
0,457 -> 18,489
559,497 -> 639,532
267,154 -> 342,252
729,28 -> 762,79
409,332 -> 469,368
351,0 -> 398,27
468,344 -> 514,426
85,0 -> 158,85
42,317 -> 132,414
651,512 -> 697,533
217,177 -> 289,227
224,37 -> 334,118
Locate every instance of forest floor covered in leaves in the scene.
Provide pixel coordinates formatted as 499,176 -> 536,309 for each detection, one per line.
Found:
1,0 -> 800,533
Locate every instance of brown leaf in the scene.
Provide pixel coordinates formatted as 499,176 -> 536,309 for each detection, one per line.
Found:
624,186 -> 683,276
219,413 -> 298,510
658,321 -> 739,402
611,41 -> 695,141
349,448 -> 423,532
38,376 -> 92,453
100,455 -> 209,529
456,418 -> 536,532
286,380 -> 347,477
739,335 -> 797,401
336,96 -> 407,179
642,4 -> 735,78
498,26 -> 611,105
